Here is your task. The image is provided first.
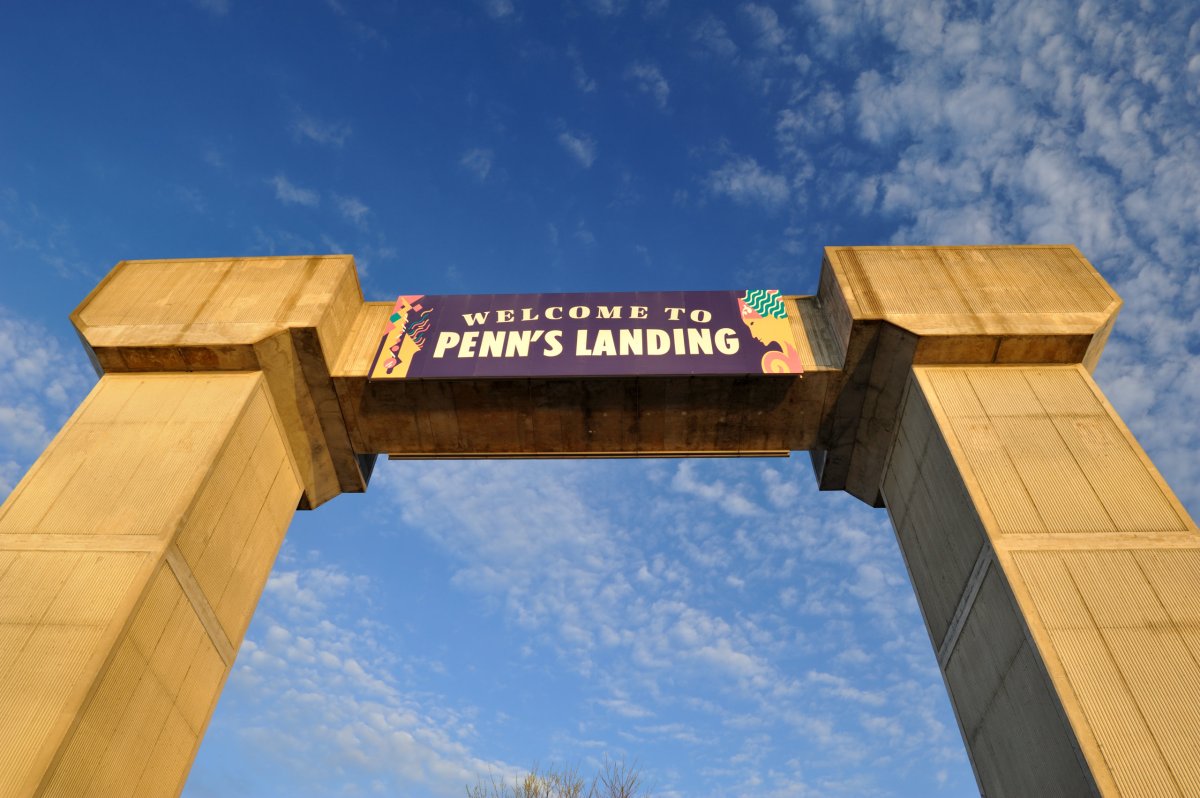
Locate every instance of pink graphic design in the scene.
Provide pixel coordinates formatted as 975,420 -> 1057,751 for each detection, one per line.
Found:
737,289 -> 803,374
379,294 -> 432,378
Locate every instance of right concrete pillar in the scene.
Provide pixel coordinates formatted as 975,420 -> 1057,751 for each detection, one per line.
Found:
883,363 -> 1200,797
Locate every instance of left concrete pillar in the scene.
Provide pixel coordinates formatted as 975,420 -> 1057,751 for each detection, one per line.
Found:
0,372 -> 301,797
0,256 -> 371,797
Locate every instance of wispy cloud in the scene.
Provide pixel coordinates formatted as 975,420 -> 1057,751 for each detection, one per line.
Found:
788,0 -> 1200,507
642,0 -> 668,17
634,722 -> 704,744
292,113 -> 352,148
459,147 -> 494,181
775,87 -> 844,159
670,460 -> 762,516
174,185 -> 206,214
249,225 -> 318,256
624,62 -> 670,110
212,557 -> 523,797
583,0 -> 626,16
333,193 -> 370,226
596,696 -> 654,719
269,174 -> 320,207
202,147 -> 226,169
692,15 -> 738,59
0,308 -> 94,497
706,155 -> 790,209
574,219 -> 596,246
189,0 -> 229,16
322,0 -> 386,45
364,457 -> 959,793
482,0 -> 514,19
0,188 -> 88,278
567,46 -> 597,93
740,3 -> 787,51
557,129 -> 597,168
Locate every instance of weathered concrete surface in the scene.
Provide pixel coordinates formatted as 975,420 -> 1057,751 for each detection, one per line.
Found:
2,245 -> 1190,797
0,373 -> 299,797
883,365 -> 1200,797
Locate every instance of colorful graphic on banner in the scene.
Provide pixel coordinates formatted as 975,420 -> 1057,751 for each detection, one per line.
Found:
368,290 -> 803,380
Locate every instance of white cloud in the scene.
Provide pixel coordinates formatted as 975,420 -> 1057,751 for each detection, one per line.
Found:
625,62 -> 670,110
190,0 -> 229,15
596,697 -> 654,718
270,174 -> 320,207
787,0 -> 1200,510
0,308 -> 94,497
249,225 -> 318,257
557,130 -> 597,168
807,671 -> 887,707
359,457 -> 959,793
775,87 -> 844,157
334,193 -> 370,226
219,560 -> 523,797
692,15 -> 738,59
670,460 -> 762,517
741,3 -> 787,51
567,47 -> 597,93
459,147 -> 494,181
0,406 -> 49,453
321,0 -> 386,44
202,148 -> 226,169
174,185 -> 206,214
643,0 -> 668,17
583,0 -> 626,15
0,189 -> 86,278
264,565 -> 363,618
482,0 -> 513,19
574,220 -> 596,246
634,722 -> 703,744
706,155 -> 790,209
292,114 -> 352,147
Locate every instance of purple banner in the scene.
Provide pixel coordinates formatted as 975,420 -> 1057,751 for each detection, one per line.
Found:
367,290 -> 804,380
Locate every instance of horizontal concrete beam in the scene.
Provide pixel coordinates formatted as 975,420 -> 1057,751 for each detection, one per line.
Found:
71,247 -> 1120,511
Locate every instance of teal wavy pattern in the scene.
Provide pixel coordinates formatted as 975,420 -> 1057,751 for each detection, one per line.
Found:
742,289 -> 786,318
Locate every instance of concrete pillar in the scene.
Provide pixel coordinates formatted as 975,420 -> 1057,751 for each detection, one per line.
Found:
0,372 -> 301,797
883,364 -> 1200,797
0,256 -> 369,798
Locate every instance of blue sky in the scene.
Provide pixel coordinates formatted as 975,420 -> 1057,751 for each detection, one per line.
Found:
1,1 -> 1198,796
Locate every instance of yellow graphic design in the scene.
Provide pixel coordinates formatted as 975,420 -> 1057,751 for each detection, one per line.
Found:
737,289 -> 803,374
369,294 -> 431,380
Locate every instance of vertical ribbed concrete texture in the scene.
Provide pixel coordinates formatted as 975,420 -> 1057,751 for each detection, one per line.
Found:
0,372 -> 301,797
883,365 -> 1200,797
